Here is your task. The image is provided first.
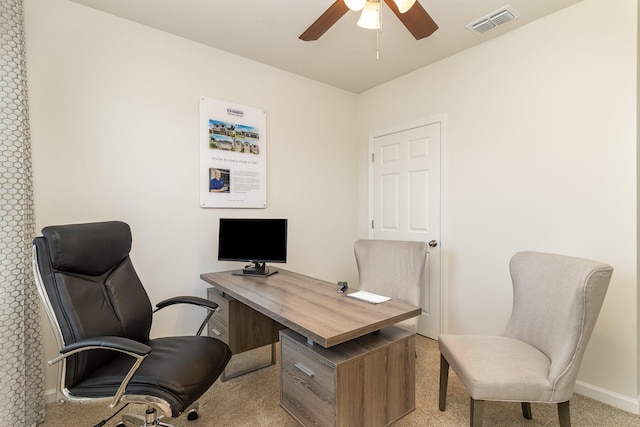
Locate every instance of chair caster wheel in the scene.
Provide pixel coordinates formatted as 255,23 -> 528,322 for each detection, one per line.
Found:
115,422 -> 126,427
187,409 -> 199,421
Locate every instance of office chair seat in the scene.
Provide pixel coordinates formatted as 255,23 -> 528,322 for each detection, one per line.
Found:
68,336 -> 230,417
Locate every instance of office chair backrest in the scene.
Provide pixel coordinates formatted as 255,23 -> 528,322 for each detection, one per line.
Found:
33,221 -> 153,388
502,251 -> 613,400
354,239 -> 427,331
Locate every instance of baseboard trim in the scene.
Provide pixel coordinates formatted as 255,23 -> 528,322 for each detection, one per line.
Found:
44,388 -> 58,405
575,380 -> 640,414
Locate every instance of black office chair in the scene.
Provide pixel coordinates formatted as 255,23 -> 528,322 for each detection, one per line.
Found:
33,221 -> 232,427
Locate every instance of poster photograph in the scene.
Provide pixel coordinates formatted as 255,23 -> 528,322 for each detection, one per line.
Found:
199,97 -> 267,208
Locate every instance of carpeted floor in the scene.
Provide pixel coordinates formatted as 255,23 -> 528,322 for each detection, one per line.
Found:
41,336 -> 639,426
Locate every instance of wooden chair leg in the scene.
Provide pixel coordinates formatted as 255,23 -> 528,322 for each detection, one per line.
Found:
470,398 -> 484,427
439,354 -> 449,411
521,402 -> 532,419
558,400 -> 571,427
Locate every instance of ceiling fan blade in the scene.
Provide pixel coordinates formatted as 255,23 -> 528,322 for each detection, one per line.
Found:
383,0 -> 438,40
299,1 -> 349,41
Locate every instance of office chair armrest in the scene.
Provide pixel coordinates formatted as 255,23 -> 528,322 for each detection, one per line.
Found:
57,336 -> 152,358
50,336 -> 151,410
155,296 -> 219,312
154,296 -> 220,337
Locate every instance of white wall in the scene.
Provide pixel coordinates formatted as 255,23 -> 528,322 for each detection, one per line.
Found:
25,0 -> 359,394
357,0 -> 638,411
25,0 -> 639,412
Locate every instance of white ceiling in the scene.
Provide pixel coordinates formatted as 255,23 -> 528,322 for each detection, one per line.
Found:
69,0 -> 583,93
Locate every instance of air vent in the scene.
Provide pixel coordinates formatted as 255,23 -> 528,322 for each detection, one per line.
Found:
471,19 -> 496,34
467,5 -> 520,34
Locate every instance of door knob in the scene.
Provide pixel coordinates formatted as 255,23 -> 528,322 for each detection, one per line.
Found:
428,240 -> 438,248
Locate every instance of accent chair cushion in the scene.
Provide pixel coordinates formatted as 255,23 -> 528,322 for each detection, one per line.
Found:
438,334 -> 555,402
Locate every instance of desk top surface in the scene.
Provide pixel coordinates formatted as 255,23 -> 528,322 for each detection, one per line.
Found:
200,268 -> 421,347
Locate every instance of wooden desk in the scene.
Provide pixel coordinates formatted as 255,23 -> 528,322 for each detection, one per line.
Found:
200,268 -> 421,347
200,268 -> 421,427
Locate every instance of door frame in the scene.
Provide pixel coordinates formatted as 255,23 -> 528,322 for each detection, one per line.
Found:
367,114 -> 448,336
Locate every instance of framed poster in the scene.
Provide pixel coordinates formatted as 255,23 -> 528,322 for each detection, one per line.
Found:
199,97 -> 267,208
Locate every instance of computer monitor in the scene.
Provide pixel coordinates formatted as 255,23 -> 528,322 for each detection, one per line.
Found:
217,218 -> 287,276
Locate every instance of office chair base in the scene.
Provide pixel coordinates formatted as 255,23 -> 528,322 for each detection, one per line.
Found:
115,404 -> 200,427
114,408 -> 168,426
116,417 -> 172,427
117,411 -> 172,426
186,408 -> 199,420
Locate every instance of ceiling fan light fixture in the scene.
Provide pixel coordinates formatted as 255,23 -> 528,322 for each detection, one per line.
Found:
393,0 -> 416,14
344,0 -> 366,11
357,0 -> 380,30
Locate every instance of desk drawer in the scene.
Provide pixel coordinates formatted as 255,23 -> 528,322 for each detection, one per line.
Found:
207,288 -> 230,343
280,327 -> 416,427
207,289 -> 230,324
208,317 -> 229,341
281,332 -> 336,426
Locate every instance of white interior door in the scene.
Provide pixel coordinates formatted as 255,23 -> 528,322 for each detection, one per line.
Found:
370,120 -> 442,338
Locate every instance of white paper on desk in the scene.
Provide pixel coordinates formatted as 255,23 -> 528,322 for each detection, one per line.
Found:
347,290 -> 391,304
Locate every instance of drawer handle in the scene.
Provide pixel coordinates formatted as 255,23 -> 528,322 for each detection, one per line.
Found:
294,363 -> 314,378
211,328 -> 222,336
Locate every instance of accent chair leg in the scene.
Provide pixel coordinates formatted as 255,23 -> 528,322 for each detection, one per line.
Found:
470,398 -> 484,427
521,402 -> 532,419
439,354 -> 449,411
558,400 -> 571,427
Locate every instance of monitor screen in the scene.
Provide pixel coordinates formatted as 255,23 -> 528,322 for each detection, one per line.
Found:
218,218 -> 288,264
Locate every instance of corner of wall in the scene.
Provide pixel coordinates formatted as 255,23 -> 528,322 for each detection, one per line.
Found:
636,0 -> 640,408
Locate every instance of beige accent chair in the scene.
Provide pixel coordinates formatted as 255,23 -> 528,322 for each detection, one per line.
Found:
354,239 -> 428,332
438,251 -> 613,427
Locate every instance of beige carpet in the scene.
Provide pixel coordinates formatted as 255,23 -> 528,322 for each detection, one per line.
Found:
41,336 -> 639,426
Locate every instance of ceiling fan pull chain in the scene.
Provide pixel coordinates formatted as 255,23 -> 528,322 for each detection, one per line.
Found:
376,1 -> 382,60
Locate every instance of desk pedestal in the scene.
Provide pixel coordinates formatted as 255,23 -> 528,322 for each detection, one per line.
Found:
207,287 -> 283,380
280,327 -> 415,427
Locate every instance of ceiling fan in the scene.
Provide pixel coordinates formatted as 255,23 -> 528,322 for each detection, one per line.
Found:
299,0 -> 438,41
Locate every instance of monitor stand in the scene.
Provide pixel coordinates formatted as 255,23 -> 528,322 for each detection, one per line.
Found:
232,262 -> 278,277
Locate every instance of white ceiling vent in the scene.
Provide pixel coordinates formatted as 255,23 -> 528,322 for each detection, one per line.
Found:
467,5 -> 520,34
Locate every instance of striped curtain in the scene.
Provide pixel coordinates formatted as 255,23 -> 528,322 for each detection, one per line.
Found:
0,0 -> 45,425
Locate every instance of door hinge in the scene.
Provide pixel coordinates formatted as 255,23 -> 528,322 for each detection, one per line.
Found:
371,219 -> 374,229
371,153 -> 374,163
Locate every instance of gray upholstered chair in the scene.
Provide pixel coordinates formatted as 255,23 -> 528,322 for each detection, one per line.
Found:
354,239 -> 428,332
438,251 -> 613,427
